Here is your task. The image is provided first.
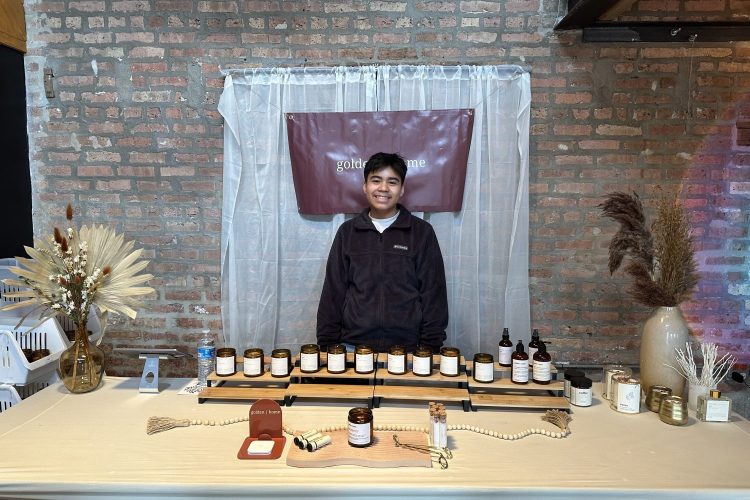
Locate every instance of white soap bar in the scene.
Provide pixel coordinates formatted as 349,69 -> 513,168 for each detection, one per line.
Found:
247,440 -> 275,455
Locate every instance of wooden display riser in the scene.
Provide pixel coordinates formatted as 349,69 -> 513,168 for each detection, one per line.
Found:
198,356 -> 293,404
465,361 -> 569,412
285,383 -> 376,407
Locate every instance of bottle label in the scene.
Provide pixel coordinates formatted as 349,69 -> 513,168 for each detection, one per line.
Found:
348,421 -> 371,445
216,356 -> 235,375
243,357 -> 262,376
271,357 -> 289,376
387,354 -> 405,374
528,347 -> 538,365
498,345 -> 513,365
512,359 -> 529,383
355,353 -> 373,372
570,387 -> 592,407
532,360 -> 551,382
439,356 -> 458,376
413,355 -> 431,375
474,362 -> 494,382
300,352 -> 319,372
197,346 -> 215,359
704,400 -> 730,422
327,352 -> 345,372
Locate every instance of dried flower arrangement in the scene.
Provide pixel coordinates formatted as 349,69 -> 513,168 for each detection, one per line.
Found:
599,191 -> 700,307
670,341 -> 735,389
1,204 -> 154,332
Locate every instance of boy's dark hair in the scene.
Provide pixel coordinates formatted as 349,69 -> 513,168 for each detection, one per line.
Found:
363,152 -> 407,184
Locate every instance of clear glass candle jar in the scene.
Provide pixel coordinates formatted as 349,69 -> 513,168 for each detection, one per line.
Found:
243,348 -> 264,377
270,348 -> 292,377
215,347 -> 236,376
439,347 -> 460,377
472,353 -> 494,383
347,407 -> 373,447
300,343 -> 321,373
326,344 -> 346,374
412,346 -> 433,377
355,345 -> 374,374
387,345 -> 406,375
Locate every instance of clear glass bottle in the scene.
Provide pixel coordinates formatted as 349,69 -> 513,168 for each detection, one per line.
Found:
697,389 -> 732,422
196,329 -> 215,387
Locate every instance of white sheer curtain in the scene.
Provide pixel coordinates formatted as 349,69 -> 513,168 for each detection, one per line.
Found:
219,65 -> 530,355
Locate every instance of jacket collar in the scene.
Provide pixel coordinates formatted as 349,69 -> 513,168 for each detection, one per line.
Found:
353,204 -> 412,231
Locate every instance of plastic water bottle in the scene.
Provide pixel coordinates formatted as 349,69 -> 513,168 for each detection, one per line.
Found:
197,329 -> 215,387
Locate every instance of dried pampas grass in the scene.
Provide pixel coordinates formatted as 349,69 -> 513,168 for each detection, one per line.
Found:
599,191 -> 699,307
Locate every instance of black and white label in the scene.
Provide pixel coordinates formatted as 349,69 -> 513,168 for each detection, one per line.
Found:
327,352 -> 345,372
499,346 -> 513,365
439,356 -> 458,376
355,353 -> 373,372
474,362 -> 494,382
348,421 -> 371,446
216,356 -> 235,375
532,360 -> 551,382
271,357 -> 289,376
413,355 -> 431,375
387,354 -> 405,374
243,357 -> 262,376
512,359 -> 529,383
300,352 -> 319,372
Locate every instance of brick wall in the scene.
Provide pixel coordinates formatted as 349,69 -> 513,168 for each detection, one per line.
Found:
21,0 -> 750,376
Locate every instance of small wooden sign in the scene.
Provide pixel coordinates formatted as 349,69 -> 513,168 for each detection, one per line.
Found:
237,399 -> 286,460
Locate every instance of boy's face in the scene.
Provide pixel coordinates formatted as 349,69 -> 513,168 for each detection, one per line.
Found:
363,166 -> 404,218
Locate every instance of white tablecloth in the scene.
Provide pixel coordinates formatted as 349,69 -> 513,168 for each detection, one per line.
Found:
1,377 -> 749,498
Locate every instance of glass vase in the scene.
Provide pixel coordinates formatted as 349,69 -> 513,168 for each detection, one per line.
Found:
58,321 -> 105,393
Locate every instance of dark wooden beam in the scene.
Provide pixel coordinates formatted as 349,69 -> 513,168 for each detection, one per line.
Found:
582,22 -> 750,43
554,0 -> 622,31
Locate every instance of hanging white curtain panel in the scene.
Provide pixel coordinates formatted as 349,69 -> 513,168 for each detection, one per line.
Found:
218,65 -> 530,356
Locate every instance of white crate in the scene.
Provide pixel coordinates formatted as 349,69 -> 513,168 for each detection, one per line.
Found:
0,384 -> 21,412
0,375 -> 54,413
0,318 -> 69,385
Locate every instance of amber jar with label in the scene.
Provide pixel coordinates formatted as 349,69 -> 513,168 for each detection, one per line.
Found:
472,353 -> 495,383
243,348 -> 264,377
300,343 -> 321,374
270,348 -> 292,377
412,346 -> 433,377
216,347 -> 237,376
439,347 -> 460,377
387,345 -> 407,375
355,345 -> 374,374
326,344 -> 346,374
347,407 -> 374,447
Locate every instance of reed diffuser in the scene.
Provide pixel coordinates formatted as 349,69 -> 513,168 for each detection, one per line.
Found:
669,341 -> 735,410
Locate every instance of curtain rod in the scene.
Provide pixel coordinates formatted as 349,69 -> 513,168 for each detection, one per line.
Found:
220,64 -> 532,77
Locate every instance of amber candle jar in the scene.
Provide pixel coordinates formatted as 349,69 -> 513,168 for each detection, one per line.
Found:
215,348 -> 236,376
354,345 -> 374,374
387,345 -> 407,375
347,407 -> 374,447
412,346 -> 433,377
439,347 -> 460,377
300,344 -> 321,373
472,353 -> 495,383
326,344 -> 346,374
243,348 -> 264,377
270,348 -> 292,377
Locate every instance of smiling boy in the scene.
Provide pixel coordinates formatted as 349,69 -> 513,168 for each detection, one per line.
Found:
316,152 -> 449,353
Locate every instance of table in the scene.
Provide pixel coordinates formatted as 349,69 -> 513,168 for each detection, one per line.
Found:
1,377 -> 749,498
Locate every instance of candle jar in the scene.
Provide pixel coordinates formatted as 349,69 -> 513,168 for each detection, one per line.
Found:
563,368 -> 585,399
602,364 -> 632,401
215,347 -> 236,376
412,346 -> 433,377
472,353 -> 495,383
645,385 -> 672,413
243,348 -> 264,377
326,344 -> 346,374
300,344 -> 321,374
354,345 -> 374,374
347,407 -> 374,447
387,345 -> 407,375
569,376 -> 593,407
439,347 -> 460,377
270,348 -> 292,377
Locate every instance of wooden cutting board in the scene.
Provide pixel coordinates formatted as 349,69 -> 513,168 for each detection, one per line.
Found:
286,430 -> 432,468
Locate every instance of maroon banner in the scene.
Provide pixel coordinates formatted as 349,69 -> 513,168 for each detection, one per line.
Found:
286,109 -> 474,215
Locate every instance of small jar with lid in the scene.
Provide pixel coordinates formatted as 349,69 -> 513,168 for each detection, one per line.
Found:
326,344 -> 346,374
472,353 -> 495,383
439,347 -> 460,377
412,346 -> 433,377
563,368 -> 585,399
387,345 -> 407,375
270,348 -> 292,377
354,345 -> 374,374
569,376 -> 592,407
347,407 -> 373,447
299,344 -> 321,374
243,348 -> 264,377
216,347 -> 237,376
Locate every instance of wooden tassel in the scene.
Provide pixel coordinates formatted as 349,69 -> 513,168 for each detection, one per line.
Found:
146,416 -> 191,435
542,409 -> 572,433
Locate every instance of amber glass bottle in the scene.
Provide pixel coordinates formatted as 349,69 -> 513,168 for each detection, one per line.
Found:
528,329 -> 540,366
531,341 -> 552,384
498,327 -> 513,367
511,340 -> 529,384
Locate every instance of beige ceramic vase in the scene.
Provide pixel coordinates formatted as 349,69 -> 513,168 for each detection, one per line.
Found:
639,306 -> 689,397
